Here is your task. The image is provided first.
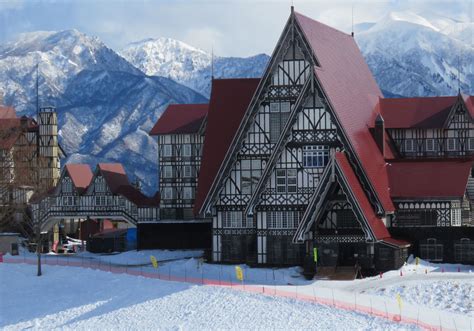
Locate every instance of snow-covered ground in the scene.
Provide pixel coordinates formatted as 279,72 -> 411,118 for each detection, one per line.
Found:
0,263 -> 419,330
2,250 -> 473,330
75,249 -> 204,266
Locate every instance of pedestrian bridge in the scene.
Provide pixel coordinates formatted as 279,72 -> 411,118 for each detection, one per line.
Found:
30,163 -> 160,231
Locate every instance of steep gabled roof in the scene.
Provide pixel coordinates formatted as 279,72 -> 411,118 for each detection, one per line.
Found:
377,96 -> 458,128
149,104 -> 208,135
64,164 -> 93,192
194,78 -> 259,215
0,117 -> 37,149
115,186 -> 160,207
295,12 -> 394,212
463,94 -> 474,117
0,106 -> 17,119
387,160 -> 472,199
335,152 -> 391,240
97,163 -> 130,193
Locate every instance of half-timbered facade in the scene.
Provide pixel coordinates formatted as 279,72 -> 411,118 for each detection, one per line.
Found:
185,8 -> 473,271
31,163 -> 160,234
150,104 -> 208,220
0,105 -> 63,213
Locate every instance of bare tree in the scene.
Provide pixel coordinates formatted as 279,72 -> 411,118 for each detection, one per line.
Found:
0,123 -> 53,276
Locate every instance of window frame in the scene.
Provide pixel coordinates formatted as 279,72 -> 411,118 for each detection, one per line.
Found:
303,145 -> 329,168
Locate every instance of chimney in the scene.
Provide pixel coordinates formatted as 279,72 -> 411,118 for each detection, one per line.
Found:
374,114 -> 385,155
20,115 -> 29,130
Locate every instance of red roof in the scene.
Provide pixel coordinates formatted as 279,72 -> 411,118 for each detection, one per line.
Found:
149,104 -> 208,135
0,117 -> 37,149
0,106 -> 17,119
65,164 -> 93,191
295,12 -> 394,213
95,163 -> 159,206
194,79 -> 259,215
115,186 -> 160,207
335,152 -> 390,240
463,94 -> 474,117
377,96 -> 457,129
381,238 -> 411,248
97,163 -> 130,193
387,160 -> 472,198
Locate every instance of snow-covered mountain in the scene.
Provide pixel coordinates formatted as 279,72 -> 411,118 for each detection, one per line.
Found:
0,11 -> 472,194
121,37 -> 269,96
356,11 -> 473,96
0,30 -> 207,194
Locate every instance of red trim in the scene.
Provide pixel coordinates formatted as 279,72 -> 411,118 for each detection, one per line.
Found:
335,152 -> 390,240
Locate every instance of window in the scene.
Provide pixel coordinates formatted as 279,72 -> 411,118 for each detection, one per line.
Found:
267,211 -> 299,229
240,160 -> 261,195
425,139 -> 434,152
163,166 -> 173,178
447,138 -> 456,151
182,144 -> 192,157
62,179 -> 73,193
222,211 -> 251,228
162,187 -> 173,200
404,139 -> 414,152
276,169 -> 297,193
95,196 -> 106,206
183,165 -> 192,178
62,196 -> 75,206
451,208 -> 461,226
468,138 -> 474,151
163,145 -> 172,157
269,102 -> 291,143
454,238 -> 474,262
183,187 -> 193,200
95,177 -> 107,193
303,145 -> 329,168
419,238 -> 443,262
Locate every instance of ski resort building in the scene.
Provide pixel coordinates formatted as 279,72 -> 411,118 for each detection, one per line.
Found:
149,104 -> 208,220
30,163 -> 160,251
0,104 -> 63,210
151,8 -> 474,271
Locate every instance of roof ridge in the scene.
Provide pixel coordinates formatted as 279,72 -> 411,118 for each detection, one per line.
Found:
294,11 -> 353,38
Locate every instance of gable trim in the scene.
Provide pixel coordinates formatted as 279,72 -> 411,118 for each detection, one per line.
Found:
198,11 -> 316,215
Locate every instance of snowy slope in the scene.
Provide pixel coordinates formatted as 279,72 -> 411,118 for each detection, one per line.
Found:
0,263 -> 419,330
121,37 -> 269,96
357,11 -> 473,96
0,30 -> 207,194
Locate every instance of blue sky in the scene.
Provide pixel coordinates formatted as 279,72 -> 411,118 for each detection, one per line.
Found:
0,0 -> 471,57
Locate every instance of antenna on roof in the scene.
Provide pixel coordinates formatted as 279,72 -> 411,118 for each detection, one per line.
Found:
211,46 -> 214,81
351,3 -> 355,37
36,62 -> 39,118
